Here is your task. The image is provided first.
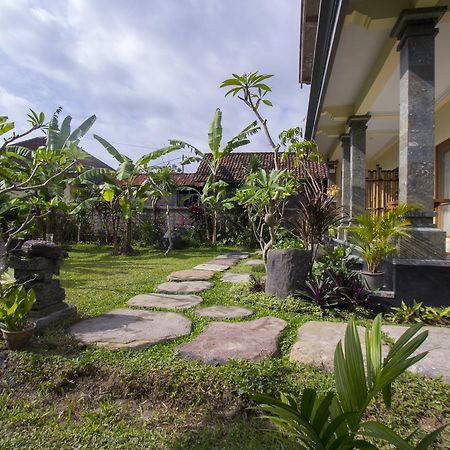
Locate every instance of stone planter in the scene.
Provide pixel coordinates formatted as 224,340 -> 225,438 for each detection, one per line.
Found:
265,249 -> 312,298
361,271 -> 384,292
1,322 -> 36,350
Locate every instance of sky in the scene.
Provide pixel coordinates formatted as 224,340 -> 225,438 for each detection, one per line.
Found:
0,0 -> 310,170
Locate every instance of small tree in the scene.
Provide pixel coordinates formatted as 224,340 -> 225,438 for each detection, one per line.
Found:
148,166 -> 177,254
167,108 -> 259,244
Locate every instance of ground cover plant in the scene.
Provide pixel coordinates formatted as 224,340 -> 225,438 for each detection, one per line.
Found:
0,245 -> 448,449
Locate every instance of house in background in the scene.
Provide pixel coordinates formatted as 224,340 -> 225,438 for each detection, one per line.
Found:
300,0 -> 450,305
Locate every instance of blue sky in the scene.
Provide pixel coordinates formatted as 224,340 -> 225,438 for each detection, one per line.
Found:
0,0 -> 310,169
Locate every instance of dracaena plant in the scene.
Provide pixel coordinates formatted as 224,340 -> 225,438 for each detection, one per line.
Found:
253,315 -> 448,449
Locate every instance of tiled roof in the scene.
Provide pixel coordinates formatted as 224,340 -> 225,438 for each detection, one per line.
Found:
13,136 -> 114,170
130,173 -> 199,187
193,152 -> 328,183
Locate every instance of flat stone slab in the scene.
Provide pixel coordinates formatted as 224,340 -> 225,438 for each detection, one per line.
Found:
290,321 -> 389,372
70,309 -> 191,349
211,258 -> 239,266
195,305 -> 254,319
193,263 -> 228,272
382,325 -> 450,383
167,269 -> 215,282
216,252 -> 249,260
221,272 -> 252,283
244,259 -> 265,266
156,281 -> 212,294
127,293 -> 202,309
176,316 -> 287,364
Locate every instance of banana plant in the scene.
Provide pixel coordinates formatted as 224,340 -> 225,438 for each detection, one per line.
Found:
1,108 -> 96,273
254,315 -> 448,449
83,135 -> 176,255
166,108 -> 259,243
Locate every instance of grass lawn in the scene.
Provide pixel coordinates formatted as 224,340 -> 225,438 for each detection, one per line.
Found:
0,244 -> 449,449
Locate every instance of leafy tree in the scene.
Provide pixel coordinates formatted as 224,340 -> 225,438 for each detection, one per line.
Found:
167,108 -> 259,244
0,108 -> 96,274
254,315 -> 448,449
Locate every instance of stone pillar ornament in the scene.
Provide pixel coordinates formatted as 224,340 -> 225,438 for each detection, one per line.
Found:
391,6 -> 447,259
347,115 -> 370,221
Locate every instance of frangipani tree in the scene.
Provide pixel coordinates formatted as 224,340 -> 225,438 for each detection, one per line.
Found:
0,108 -> 96,274
233,168 -> 297,264
167,108 -> 259,244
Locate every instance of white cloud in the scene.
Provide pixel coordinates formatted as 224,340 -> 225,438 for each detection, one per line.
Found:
0,0 -> 310,168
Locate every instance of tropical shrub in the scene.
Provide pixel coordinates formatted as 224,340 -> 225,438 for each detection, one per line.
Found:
388,301 -> 450,325
348,204 -> 416,273
254,315 -> 448,449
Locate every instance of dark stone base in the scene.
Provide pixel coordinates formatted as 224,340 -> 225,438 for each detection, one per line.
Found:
28,303 -> 77,333
397,227 -> 446,260
265,249 -> 312,298
384,259 -> 450,307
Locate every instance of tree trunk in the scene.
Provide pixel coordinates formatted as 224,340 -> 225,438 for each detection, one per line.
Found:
77,222 -> 82,243
165,205 -> 173,255
0,231 -> 7,277
212,210 -> 218,245
121,216 -> 134,255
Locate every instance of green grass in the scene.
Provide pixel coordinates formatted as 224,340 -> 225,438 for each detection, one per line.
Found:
0,245 -> 448,449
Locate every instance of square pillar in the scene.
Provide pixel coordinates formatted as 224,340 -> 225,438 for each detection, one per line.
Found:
347,115 -> 370,221
391,6 -> 447,259
340,134 -> 351,218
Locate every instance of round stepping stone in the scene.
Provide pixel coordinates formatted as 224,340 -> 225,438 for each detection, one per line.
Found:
176,316 -> 287,364
127,293 -> 202,309
156,280 -> 212,294
70,308 -> 191,349
195,305 -> 254,319
221,272 -> 252,283
193,263 -> 228,272
244,259 -> 265,266
167,269 -> 215,282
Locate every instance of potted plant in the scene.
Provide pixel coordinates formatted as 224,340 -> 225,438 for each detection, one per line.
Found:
0,284 -> 36,350
348,204 -> 415,291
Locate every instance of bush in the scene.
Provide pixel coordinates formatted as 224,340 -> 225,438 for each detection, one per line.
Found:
388,301 -> 450,325
133,221 -> 162,247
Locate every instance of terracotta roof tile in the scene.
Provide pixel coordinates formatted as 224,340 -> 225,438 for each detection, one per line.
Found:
193,152 -> 328,183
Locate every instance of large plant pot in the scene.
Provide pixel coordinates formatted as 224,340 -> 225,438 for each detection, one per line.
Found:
361,272 -> 384,292
265,248 -> 312,298
1,322 -> 36,350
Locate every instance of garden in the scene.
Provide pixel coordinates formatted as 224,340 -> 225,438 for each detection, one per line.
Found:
0,74 -> 449,449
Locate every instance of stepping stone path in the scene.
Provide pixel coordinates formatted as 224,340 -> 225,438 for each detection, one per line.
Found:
128,293 -> 202,309
195,305 -> 254,319
176,317 -> 287,364
217,252 -> 249,259
221,272 -> 252,283
290,321 -> 450,383
70,308 -> 191,349
167,269 -> 215,282
193,263 -> 228,272
244,259 -> 265,266
382,325 -> 450,383
156,281 -> 212,294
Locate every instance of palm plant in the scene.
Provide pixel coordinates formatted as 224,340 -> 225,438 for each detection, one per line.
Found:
166,108 -> 259,244
254,315 -> 448,449
348,204 -> 416,273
